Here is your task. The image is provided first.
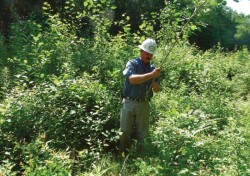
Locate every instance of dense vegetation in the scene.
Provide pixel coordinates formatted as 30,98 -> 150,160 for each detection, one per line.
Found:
0,0 -> 249,175
1,0 -> 250,50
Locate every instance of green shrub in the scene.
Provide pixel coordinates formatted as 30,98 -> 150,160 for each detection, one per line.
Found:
2,74 -> 119,148
0,34 -> 9,100
151,113 -> 249,175
21,138 -> 72,175
0,1 -> 249,174
0,74 -> 120,173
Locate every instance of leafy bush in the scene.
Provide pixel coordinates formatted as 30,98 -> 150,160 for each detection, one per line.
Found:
151,109 -> 249,175
149,48 -> 250,174
0,34 -> 9,100
0,0 -> 250,175
0,136 -> 73,175
21,138 -> 72,175
0,74 -> 120,173
7,13 -> 76,83
2,74 -> 119,148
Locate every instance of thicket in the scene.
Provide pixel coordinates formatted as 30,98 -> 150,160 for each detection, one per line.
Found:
0,0 -> 249,175
1,0 -> 250,50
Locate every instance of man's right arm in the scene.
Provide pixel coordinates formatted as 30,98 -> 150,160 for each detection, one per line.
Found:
129,68 -> 161,85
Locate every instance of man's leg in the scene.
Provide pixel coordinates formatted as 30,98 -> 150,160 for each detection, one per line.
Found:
135,101 -> 150,153
119,99 -> 136,152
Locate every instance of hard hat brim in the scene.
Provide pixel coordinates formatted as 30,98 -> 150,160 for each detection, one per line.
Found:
138,45 -> 155,55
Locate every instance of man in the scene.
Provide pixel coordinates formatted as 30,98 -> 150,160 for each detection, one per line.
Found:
119,38 -> 161,153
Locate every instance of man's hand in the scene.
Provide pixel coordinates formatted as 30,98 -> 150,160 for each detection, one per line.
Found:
129,68 -> 161,85
151,68 -> 161,78
152,81 -> 161,93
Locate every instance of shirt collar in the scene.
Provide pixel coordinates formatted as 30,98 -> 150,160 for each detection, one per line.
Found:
139,57 -> 150,65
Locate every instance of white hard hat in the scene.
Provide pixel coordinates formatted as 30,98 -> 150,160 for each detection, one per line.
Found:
138,38 -> 157,55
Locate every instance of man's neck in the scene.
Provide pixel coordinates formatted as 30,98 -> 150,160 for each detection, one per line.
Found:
139,57 -> 150,65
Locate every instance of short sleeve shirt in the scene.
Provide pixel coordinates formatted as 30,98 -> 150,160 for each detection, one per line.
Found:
122,58 -> 156,99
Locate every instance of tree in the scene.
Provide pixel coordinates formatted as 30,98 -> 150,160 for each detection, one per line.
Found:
189,2 -> 237,50
235,14 -> 250,49
112,0 -> 165,34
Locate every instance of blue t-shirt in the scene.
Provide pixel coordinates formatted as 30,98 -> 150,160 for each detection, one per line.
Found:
122,58 -> 156,99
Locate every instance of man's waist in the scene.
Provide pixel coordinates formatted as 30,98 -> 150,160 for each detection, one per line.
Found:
123,96 -> 150,102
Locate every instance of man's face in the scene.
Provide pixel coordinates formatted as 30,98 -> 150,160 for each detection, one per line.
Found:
140,50 -> 153,64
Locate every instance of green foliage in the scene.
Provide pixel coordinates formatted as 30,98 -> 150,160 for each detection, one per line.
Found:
235,15 -> 250,49
113,0 -> 165,33
7,12 -> 75,82
0,34 -> 9,100
151,115 -> 249,175
0,67 -> 10,100
0,0 -> 250,175
0,136 -> 72,175
0,74 -> 121,173
20,138 -> 72,175
1,74 -> 119,148
0,34 -> 7,63
147,43 -> 250,175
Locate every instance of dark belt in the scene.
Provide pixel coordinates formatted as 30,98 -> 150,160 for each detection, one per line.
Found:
123,96 -> 150,102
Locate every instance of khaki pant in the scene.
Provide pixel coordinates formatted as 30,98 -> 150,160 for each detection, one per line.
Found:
119,98 -> 150,152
